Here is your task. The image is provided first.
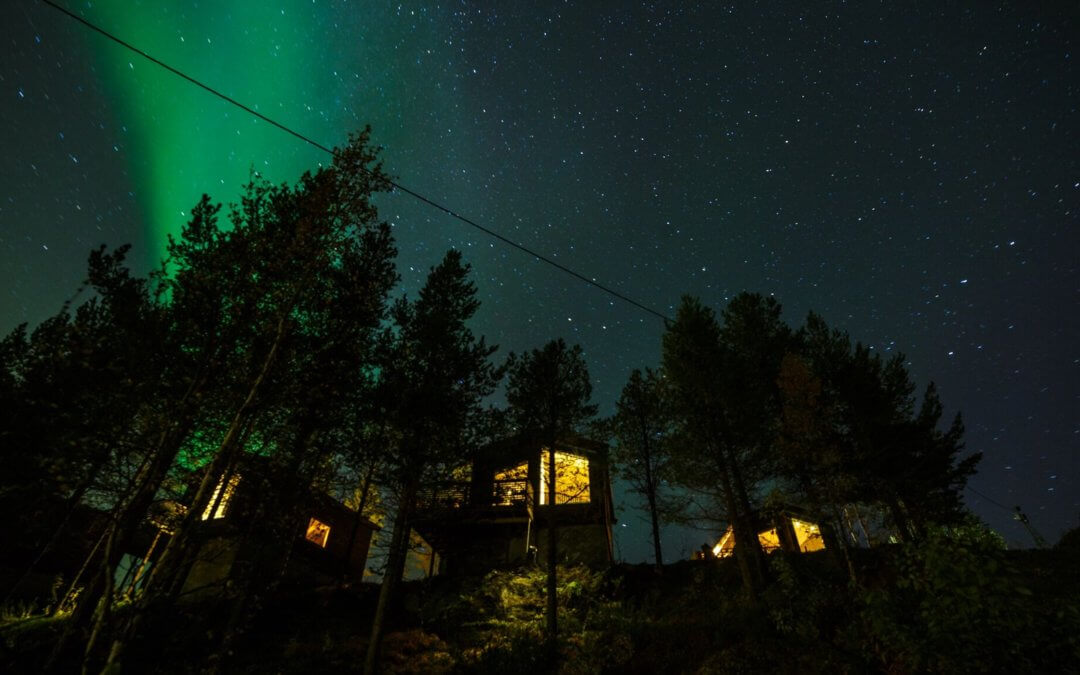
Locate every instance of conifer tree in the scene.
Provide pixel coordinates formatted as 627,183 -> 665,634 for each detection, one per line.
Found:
0,244 -> 165,610
94,129 -> 398,673
505,338 -> 597,650
363,249 -> 500,675
610,367 -> 675,570
661,295 -> 766,595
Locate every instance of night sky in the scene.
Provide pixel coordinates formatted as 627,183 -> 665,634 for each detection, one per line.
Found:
2,1 -> 1077,557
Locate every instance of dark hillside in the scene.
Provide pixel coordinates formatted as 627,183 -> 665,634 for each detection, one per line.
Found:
5,533 -> 1078,674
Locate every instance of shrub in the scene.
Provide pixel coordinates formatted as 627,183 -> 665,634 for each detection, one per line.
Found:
856,524 -> 1080,672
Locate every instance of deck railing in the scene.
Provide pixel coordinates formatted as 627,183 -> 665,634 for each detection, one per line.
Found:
492,478 -> 531,507
415,478 -> 533,512
415,482 -> 471,511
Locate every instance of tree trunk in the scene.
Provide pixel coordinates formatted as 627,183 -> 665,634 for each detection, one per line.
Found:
46,415 -> 196,673
43,536 -> 107,673
640,427 -> 663,570
717,463 -> 757,597
888,497 -> 914,543
60,359 -> 214,667
100,315 -> 287,673
702,414 -> 762,597
52,526 -> 107,618
363,479 -> 418,675
122,529 -> 162,600
80,526 -> 121,675
645,490 -> 664,571
855,507 -> 872,547
3,462 -> 104,608
545,441 -> 559,652
344,463 -> 377,579
831,505 -> 859,585
726,445 -> 765,588
206,425 -> 321,674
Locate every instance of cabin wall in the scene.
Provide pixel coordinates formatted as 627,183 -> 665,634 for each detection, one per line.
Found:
180,535 -> 238,598
436,523 -> 532,575
531,523 -> 612,567
414,436 -> 615,575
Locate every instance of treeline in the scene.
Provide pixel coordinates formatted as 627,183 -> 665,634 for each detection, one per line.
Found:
610,294 -> 980,595
0,130 -> 979,672
0,130 -> 604,673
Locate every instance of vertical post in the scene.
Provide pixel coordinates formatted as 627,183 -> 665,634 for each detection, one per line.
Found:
524,516 -> 533,561
123,529 -> 163,599
546,443 -> 558,647
1014,506 -> 1048,549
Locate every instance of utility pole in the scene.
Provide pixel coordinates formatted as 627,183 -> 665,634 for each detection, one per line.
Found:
1014,505 -> 1048,549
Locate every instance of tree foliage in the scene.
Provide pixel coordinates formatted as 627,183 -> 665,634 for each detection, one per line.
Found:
364,250 -> 502,675
661,295 -> 769,594
609,367 -> 676,569
505,339 -> 597,442
504,338 -> 597,648
776,312 -> 979,542
651,292 -> 980,593
857,522 -> 1079,672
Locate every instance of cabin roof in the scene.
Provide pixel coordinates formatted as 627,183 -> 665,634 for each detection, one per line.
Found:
477,432 -> 608,468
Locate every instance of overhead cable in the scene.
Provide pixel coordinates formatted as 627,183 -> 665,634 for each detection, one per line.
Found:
41,0 -> 672,323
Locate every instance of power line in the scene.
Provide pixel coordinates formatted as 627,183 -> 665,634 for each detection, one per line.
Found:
964,484 -> 1012,513
41,0 -> 672,323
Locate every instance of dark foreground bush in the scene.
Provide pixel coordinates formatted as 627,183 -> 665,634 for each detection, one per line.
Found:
4,543 -> 1077,674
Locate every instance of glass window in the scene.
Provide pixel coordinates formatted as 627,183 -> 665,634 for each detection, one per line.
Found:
757,527 -> 782,553
791,518 -> 826,552
306,517 -> 331,548
493,461 -> 530,506
539,450 -> 591,505
201,474 -> 240,520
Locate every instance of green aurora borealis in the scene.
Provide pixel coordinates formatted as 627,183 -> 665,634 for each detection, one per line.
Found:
83,1 -> 467,265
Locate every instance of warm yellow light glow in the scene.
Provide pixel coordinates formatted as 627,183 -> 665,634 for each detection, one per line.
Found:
306,518 -> 331,548
712,518 -> 824,558
539,450 -> 591,505
201,474 -> 240,520
494,462 -> 528,481
713,529 -> 734,557
791,518 -> 825,552
494,461 -> 529,506
758,527 -> 782,552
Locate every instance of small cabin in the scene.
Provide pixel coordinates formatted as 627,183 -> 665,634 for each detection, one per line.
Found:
411,434 -> 615,575
704,507 -> 827,560
117,460 -> 379,599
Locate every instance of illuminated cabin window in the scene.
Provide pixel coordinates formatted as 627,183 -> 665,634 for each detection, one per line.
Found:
305,518 -> 331,548
538,450 -> 591,505
712,518 -> 826,557
493,461 -> 529,506
757,528 -> 782,553
791,518 -> 825,552
712,529 -> 734,557
714,528 -> 781,556
201,474 -> 240,520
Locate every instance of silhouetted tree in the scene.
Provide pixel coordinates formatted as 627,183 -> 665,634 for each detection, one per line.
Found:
886,383 -> 979,537
0,245 -> 166,610
95,129 -> 398,673
505,338 -> 597,650
610,367 -> 676,570
661,295 -> 766,596
779,312 -> 979,551
363,250 -> 501,675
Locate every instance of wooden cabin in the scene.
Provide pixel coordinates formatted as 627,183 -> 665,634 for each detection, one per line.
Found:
411,434 -> 616,575
703,506 -> 828,560
118,460 -> 379,599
